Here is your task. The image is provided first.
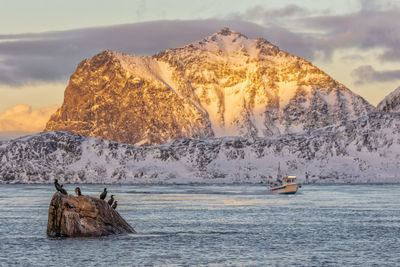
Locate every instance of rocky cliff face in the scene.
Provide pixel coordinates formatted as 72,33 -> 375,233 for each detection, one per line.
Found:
47,192 -> 135,237
45,28 -> 374,145
378,86 -> 400,112
45,50 -> 213,146
3,112 -> 400,184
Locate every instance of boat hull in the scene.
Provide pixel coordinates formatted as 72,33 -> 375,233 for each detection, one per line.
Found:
269,183 -> 299,194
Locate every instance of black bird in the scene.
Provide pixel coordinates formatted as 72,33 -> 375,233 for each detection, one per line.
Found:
112,201 -> 117,210
54,179 -> 67,195
108,195 -> 114,206
100,188 -> 107,200
75,187 -> 82,196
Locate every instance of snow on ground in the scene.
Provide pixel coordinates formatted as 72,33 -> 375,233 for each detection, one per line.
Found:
1,112 -> 399,184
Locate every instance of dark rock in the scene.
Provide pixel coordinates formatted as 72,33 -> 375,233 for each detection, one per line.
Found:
47,192 -> 135,237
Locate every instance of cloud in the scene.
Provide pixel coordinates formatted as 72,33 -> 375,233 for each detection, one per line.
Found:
340,54 -> 365,62
0,104 -> 58,133
300,2 -> 400,62
0,20 -> 316,86
351,65 -> 400,84
379,49 -> 400,62
229,4 -> 310,23
1,1 -> 398,87
226,1 -> 400,62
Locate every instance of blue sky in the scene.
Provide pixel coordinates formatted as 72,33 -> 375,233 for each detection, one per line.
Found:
0,0 -> 399,135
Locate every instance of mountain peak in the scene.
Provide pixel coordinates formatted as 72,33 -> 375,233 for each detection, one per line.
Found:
45,29 -> 375,146
215,27 -> 247,38
378,86 -> 400,112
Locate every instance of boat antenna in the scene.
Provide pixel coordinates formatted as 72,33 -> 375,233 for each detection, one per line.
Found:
277,162 -> 281,180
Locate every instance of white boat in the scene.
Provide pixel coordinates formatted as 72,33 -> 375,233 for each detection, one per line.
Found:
268,176 -> 299,194
268,163 -> 299,194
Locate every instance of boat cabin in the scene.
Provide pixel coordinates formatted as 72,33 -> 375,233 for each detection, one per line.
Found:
282,176 -> 296,184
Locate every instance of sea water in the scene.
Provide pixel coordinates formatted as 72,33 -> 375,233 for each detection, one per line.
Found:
0,184 -> 399,266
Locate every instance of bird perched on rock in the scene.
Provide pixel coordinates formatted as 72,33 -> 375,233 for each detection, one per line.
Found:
112,201 -> 117,210
54,179 -> 67,195
100,188 -> 107,200
75,187 -> 82,196
108,195 -> 115,206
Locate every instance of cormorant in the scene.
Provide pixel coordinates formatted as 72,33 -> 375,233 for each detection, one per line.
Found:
108,195 -> 114,206
100,188 -> 107,200
112,201 -> 117,210
54,179 -> 67,195
75,187 -> 82,196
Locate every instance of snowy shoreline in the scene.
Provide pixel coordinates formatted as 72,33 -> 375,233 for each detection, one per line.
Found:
1,112 -> 400,184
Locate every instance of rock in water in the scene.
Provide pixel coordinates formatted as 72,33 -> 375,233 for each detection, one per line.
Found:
47,192 -> 135,237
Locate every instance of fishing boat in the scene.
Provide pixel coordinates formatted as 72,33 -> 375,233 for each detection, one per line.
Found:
268,163 -> 299,194
268,176 -> 299,194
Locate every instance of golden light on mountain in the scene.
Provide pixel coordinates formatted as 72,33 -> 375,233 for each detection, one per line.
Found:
45,28 -> 373,145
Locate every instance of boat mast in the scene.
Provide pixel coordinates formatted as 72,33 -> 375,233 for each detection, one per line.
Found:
277,162 -> 281,180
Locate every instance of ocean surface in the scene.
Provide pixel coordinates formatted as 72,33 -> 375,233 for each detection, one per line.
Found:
0,184 -> 399,266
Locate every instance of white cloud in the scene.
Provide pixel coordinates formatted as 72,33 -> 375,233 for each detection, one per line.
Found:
0,104 -> 58,133
352,65 -> 400,85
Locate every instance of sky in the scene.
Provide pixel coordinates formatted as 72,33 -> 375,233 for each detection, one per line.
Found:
0,0 -> 399,138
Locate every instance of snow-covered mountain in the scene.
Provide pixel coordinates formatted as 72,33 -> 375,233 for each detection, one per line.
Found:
3,112 -> 399,184
378,86 -> 400,112
45,28 -> 374,145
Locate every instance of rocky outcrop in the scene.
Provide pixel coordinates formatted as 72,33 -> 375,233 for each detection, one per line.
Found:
2,112 -> 400,184
44,28 -> 374,145
378,86 -> 400,112
44,50 -> 213,146
47,192 -> 135,237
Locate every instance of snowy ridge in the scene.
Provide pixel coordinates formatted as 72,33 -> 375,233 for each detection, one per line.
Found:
378,86 -> 400,112
113,51 -> 213,131
153,28 -> 375,137
3,112 -> 400,184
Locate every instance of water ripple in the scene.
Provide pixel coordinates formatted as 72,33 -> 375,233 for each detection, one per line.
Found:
0,184 -> 399,266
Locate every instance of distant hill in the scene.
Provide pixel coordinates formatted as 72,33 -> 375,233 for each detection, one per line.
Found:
3,112 -> 399,184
